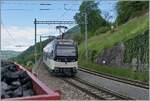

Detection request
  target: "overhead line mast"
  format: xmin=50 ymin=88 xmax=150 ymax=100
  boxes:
xmin=63 ymin=3 xmax=88 ymax=60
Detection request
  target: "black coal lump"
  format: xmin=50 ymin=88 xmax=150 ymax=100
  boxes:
xmin=1 ymin=67 xmax=8 ymax=75
xmin=13 ymin=86 xmax=23 ymax=97
xmin=22 ymin=81 xmax=33 ymax=90
xmin=1 ymin=66 xmax=9 ymax=79
xmin=6 ymin=85 xmax=18 ymax=91
xmin=16 ymin=71 xmax=28 ymax=79
xmin=11 ymin=81 xmax=21 ymax=86
xmin=1 ymin=94 xmax=10 ymax=99
xmin=6 ymin=90 xmax=14 ymax=97
xmin=9 ymin=65 xmax=17 ymax=72
xmin=1 ymin=61 xmax=36 ymax=99
xmin=20 ymin=76 xmax=31 ymax=84
xmin=1 ymin=88 xmax=7 ymax=98
xmin=23 ymin=89 xmax=35 ymax=96
xmin=1 ymin=69 xmax=6 ymax=81
xmin=4 ymin=71 xmax=19 ymax=84
xmin=2 ymin=82 xmax=9 ymax=91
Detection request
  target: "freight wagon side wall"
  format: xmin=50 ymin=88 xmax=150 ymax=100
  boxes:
xmin=14 ymin=63 xmax=61 ymax=100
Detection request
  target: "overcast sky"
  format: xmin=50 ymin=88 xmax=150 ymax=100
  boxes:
xmin=1 ymin=0 xmax=117 ymax=52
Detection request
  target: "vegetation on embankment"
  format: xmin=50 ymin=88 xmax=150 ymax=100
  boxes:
xmin=123 ymin=30 xmax=149 ymax=64
xmin=116 ymin=1 xmax=149 ymax=25
xmin=80 ymin=61 xmax=149 ymax=82
xmin=79 ymin=13 xmax=149 ymax=60
xmin=13 ymin=39 xmax=53 ymax=67
xmin=79 ymin=13 xmax=149 ymax=82
xmin=1 ymin=50 xmax=21 ymax=60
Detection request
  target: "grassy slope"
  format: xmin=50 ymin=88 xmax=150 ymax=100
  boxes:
xmin=14 ymin=39 xmax=53 ymax=67
xmin=1 ymin=50 xmax=21 ymax=59
xmin=64 ymin=25 xmax=80 ymax=38
xmin=79 ymin=14 xmax=149 ymax=82
xmin=79 ymin=14 xmax=148 ymax=55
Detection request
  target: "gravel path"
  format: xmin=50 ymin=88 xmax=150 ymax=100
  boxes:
xmin=35 ymin=61 xmax=95 ymax=100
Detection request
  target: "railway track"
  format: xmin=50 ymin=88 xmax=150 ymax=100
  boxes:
xmin=62 ymin=77 xmax=133 ymax=100
xmin=79 ymin=68 xmax=149 ymax=89
xmin=36 ymin=59 xmax=148 ymax=100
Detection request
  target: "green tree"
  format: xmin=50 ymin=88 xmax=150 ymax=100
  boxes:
xmin=116 ymin=1 xmax=149 ymax=25
xmin=74 ymin=1 xmax=108 ymax=34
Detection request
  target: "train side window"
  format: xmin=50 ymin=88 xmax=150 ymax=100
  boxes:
xmin=51 ymin=50 xmax=53 ymax=56
xmin=46 ymin=53 xmax=48 ymax=60
xmin=44 ymin=52 xmax=46 ymax=60
xmin=49 ymin=50 xmax=53 ymax=59
xmin=45 ymin=53 xmax=47 ymax=60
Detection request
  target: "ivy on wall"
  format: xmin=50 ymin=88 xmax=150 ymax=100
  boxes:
xmin=123 ymin=30 xmax=149 ymax=64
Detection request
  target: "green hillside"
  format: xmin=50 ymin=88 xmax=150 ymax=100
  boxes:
xmin=64 ymin=25 xmax=80 ymax=38
xmin=64 ymin=25 xmax=83 ymax=44
xmin=14 ymin=38 xmax=54 ymax=67
xmin=1 ymin=50 xmax=21 ymax=60
xmin=79 ymin=13 xmax=149 ymax=82
xmin=79 ymin=13 xmax=148 ymax=58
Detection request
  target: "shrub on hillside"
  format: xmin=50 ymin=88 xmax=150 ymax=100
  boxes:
xmin=95 ymin=26 xmax=110 ymax=35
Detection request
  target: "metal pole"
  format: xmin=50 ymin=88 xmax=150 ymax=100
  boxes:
xmin=85 ymin=13 xmax=88 ymax=60
xmin=34 ymin=19 xmax=37 ymax=64
xmin=40 ymin=36 xmax=42 ymax=53
xmin=0 ymin=0 xmax=1 ymax=87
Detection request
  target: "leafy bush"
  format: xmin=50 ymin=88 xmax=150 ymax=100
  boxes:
xmin=116 ymin=1 xmax=149 ymax=25
xmin=73 ymin=33 xmax=83 ymax=45
xmin=74 ymin=1 xmax=109 ymax=34
xmin=95 ymin=26 xmax=110 ymax=35
xmin=123 ymin=30 xmax=149 ymax=64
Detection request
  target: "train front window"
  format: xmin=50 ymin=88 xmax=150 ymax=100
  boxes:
xmin=56 ymin=45 xmax=76 ymax=56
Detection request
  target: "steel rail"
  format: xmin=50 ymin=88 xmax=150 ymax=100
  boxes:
xmin=79 ymin=67 xmax=149 ymax=89
xmin=62 ymin=78 xmax=106 ymax=100
xmin=75 ymin=77 xmax=133 ymax=100
xmin=62 ymin=77 xmax=133 ymax=100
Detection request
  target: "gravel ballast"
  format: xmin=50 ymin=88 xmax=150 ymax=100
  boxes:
xmin=35 ymin=61 xmax=96 ymax=100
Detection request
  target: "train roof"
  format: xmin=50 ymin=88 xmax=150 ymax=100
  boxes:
xmin=56 ymin=39 xmax=74 ymax=44
xmin=43 ymin=39 xmax=75 ymax=52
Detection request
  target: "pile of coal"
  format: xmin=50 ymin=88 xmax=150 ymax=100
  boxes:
xmin=1 ymin=61 xmax=35 ymax=99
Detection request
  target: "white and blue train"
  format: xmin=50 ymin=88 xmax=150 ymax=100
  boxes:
xmin=43 ymin=39 xmax=78 ymax=76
